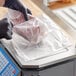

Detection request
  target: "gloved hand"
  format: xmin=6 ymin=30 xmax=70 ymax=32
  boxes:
xmin=0 ymin=18 xmax=13 ymax=40
xmin=4 ymin=0 xmax=32 ymax=21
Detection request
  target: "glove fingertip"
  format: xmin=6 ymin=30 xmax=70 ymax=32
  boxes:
xmin=27 ymin=8 xmax=32 ymax=15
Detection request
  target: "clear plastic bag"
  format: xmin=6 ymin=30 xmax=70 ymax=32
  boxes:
xmin=8 ymin=9 xmax=49 ymax=45
xmin=13 ymin=17 xmax=48 ymax=45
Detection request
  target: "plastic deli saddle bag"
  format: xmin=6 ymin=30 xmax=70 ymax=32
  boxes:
xmin=8 ymin=9 xmax=49 ymax=45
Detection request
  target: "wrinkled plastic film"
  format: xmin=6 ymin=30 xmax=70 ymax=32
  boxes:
xmin=13 ymin=17 xmax=49 ymax=45
xmin=8 ymin=9 xmax=49 ymax=45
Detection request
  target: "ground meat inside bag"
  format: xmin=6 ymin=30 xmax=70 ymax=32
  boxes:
xmin=8 ymin=9 xmax=48 ymax=44
xmin=13 ymin=17 xmax=47 ymax=45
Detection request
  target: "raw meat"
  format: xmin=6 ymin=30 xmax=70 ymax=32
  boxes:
xmin=13 ymin=17 xmax=47 ymax=44
xmin=8 ymin=9 xmax=48 ymax=44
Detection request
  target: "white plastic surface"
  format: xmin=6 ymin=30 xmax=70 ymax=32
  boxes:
xmin=10 ymin=14 xmax=72 ymax=61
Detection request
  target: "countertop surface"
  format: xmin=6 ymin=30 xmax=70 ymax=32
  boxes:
xmin=1 ymin=0 xmax=76 ymax=69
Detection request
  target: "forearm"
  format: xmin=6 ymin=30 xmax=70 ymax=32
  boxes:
xmin=0 ymin=0 xmax=5 ymax=6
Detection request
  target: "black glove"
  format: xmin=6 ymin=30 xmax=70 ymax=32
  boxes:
xmin=4 ymin=0 xmax=32 ymax=21
xmin=0 ymin=18 xmax=13 ymax=40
